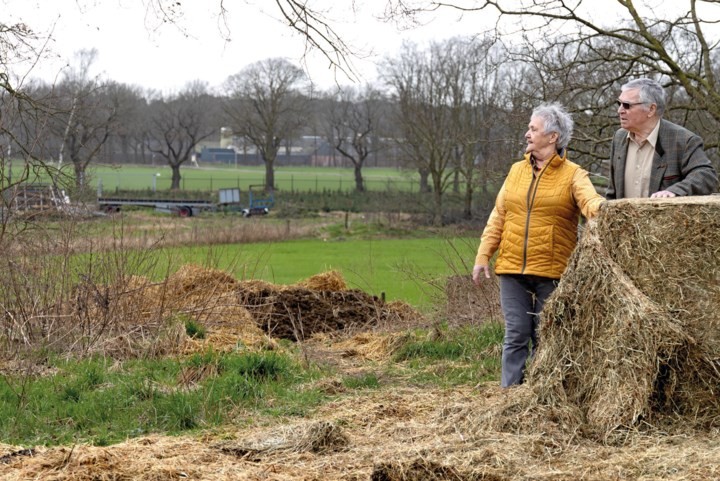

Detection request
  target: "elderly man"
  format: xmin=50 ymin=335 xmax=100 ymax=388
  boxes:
xmin=606 ymin=78 xmax=718 ymax=199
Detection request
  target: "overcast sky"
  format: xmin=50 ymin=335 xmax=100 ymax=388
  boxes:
xmin=6 ymin=1 xmax=718 ymax=94
xmin=6 ymin=0 xmax=488 ymax=93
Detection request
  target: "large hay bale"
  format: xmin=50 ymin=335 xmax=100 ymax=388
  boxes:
xmin=528 ymin=196 xmax=720 ymax=435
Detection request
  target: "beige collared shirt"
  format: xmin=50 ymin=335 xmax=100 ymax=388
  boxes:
xmin=624 ymin=120 xmax=661 ymax=198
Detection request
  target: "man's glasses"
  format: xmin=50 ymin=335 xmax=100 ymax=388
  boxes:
xmin=616 ymin=100 xmax=645 ymax=110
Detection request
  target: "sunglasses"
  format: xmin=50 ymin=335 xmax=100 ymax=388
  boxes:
xmin=616 ymin=100 xmax=646 ymax=110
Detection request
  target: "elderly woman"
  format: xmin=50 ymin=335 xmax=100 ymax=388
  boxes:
xmin=472 ymin=102 xmax=604 ymax=387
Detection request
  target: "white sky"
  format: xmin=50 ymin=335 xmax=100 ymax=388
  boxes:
xmin=5 ymin=1 xmax=720 ymax=94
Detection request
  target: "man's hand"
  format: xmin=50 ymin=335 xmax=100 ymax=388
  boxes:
xmin=650 ymin=190 xmax=677 ymax=198
xmin=472 ymin=265 xmax=491 ymax=285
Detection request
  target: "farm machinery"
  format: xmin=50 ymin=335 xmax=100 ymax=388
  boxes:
xmin=97 ymin=187 xmax=274 ymax=217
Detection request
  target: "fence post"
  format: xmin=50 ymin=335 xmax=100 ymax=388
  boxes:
xmin=210 ymin=177 xmax=213 ymax=191
xmin=291 ymin=175 xmax=294 ymax=193
xmin=315 ymin=176 xmax=318 ymax=192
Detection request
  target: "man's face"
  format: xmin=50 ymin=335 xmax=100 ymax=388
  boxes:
xmin=617 ymin=88 xmax=652 ymax=133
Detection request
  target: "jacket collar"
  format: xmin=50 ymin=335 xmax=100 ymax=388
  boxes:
xmin=618 ymin=119 xmax=666 ymax=157
xmin=525 ymin=149 xmax=567 ymax=170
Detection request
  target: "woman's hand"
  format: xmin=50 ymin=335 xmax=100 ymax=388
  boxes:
xmin=472 ymin=264 xmax=491 ymax=285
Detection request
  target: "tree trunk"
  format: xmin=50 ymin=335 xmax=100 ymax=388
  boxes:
xmin=419 ymin=168 xmax=431 ymax=193
xmin=264 ymin=158 xmax=275 ymax=192
xmin=170 ymin=164 xmax=182 ymax=190
xmin=432 ymin=187 xmax=443 ymax=226
xmin=464 ymin=183 xmax=473 ymax=220
xmin=354 ymin=164 xmax=365 ymax=192
xmin=73 ymin=163 xmax=86 ymax=189
xmin=431 ymin=173 xmax=444 ymax=226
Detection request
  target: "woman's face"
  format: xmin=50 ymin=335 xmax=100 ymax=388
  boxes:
xmin=525 ymin=115 xmax=557 ymax=156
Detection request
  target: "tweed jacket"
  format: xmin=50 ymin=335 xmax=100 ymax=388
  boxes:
xmin=606 ymin=119 xmax=718 ymax=199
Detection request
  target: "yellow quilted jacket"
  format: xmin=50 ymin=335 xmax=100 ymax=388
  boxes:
xmin=475 ymin=151 xmax=604 ymax=279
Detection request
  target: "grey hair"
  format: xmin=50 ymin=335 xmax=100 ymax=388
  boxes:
xmin=621 ymin=78 xmax=666 ymax=116
xmin=532 ymin=102 xmax=574 ymax=150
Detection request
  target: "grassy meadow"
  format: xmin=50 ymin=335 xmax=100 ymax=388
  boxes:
xmin=86 ymin=164 xmax=420 ymax=193
xmin=163 ymin=236 xmax=478 ymax=309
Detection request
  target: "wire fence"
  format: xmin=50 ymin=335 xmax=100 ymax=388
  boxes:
xmin=95 ymin=172 xmax=422 ymax=194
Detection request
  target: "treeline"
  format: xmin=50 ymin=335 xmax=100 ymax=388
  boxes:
xmin=3 ymin=1 xmax=720 ymax=226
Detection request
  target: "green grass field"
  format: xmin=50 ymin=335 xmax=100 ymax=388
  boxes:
xmin=163 ymin=236 xmax=478 ymax=310
xmin=87 ymin=164 xmax=420 ymax=193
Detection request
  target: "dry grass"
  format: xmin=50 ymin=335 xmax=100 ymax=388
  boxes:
xmin=67 ymin=214 xmax=329 ymax=253
xmin=3 ymin=384 xmax=720 ymax=480
xmin=444 ymin=275 xmax=501 ymax=326
xmin=297 ymin=270 xmax=349 ymax=291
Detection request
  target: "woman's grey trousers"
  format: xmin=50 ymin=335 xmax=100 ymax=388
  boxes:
xmin=498 ymin=274 xmax=558 ymax=387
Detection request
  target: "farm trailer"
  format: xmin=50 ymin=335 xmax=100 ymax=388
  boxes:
xmin=97 ymin=187 xmax=274 ymax=217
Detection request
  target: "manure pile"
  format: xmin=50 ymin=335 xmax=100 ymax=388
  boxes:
xmin=233 ymin=270 xmax=420 ymax=342
xmin=525 ymin=196 xmax=720 ymax=436
xmin=72 ymin=266 xmax=422 ymax=357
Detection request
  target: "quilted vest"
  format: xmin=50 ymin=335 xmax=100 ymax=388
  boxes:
xmin=494 ymin=152 xmax=582 ymax=279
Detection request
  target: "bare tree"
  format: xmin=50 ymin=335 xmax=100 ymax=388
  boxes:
xmin=412 ymin=0 xmax=720 ymax=165
xmin=383 ymin=40 xmax=464 ymax=225
xmin=48 ymin=50 xmax=120 ymax=191
xmin=146 ymin=81 xmax=218 ymax=190
xmin=383 ymin=38 xmax=525 ymax=224
xmin=224 ymin=58 xmax=310 ymax=192
xmin=108 ymin=84 xmax=149 ymax=164
xmin=324 ymin=85 xmax=385 ymax=192
xmin=443 ymin=37 xmax=520 ymax=219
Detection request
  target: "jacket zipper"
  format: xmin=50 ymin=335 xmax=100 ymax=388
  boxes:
xmin=521 ymin=165 xmax=545 ymax=273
